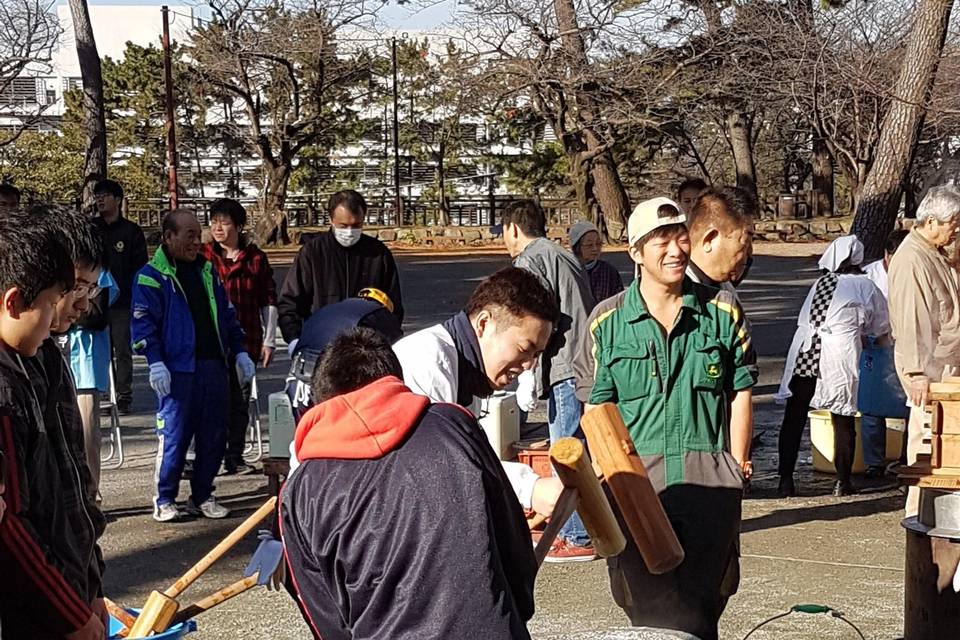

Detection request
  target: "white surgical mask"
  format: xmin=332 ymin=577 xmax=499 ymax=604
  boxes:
xmin=333 ymin=227 xmax=362 ymax=248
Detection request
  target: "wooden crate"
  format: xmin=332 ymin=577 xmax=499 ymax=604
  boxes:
xmin=932 ymin=400 xmax=960 ymax=435
xmin=932 ymin=433 xmax=960 ymax=469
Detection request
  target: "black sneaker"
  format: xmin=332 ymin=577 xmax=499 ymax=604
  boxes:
xmin=832 ymin=480 xmax=856 ymax=497
xmin=864 ymin=465 xmax=886 ymax=479
xmin=222 ymin=461 xmax=256 ymax=476
xmin=117 ymin=401 xmax=132 ymax=416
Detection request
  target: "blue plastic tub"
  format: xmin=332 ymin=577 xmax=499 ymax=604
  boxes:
xmin=109 ymin=609 xmax=197 ymax=639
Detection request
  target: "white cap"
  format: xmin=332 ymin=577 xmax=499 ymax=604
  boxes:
xmin=627 ymin=197 xmax=686 ymax=246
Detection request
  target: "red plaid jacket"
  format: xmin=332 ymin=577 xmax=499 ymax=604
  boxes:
xmin=203 ymin=241 xmax=277 ymax=357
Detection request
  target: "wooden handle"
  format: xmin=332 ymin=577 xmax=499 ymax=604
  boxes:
xmin=104 ymin=597 xmax=136 ymax=637
xmin=550 ymin=437 xmax=626 ymax=558
xmin=164 ymin=496 xmax=277 ymax=598
xmin=581 ymin=404 xmax=684 ymax=575
xmin=172 ymin=573 xmax=260 ymax=625
xmin=533 ymin=487 xmax=579 ymax=566
xmin=527 ymin=512 xmax=548 ymax=530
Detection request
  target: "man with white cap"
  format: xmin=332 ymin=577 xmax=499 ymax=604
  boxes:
xmin=775 ymin=235 xmax=890 ymax=497
xmin=568 ymin=220 xmax=624 ymax=303
xmin=574 ymin=197 xmax=757 ymax=640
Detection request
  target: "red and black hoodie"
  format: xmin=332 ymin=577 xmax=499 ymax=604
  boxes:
xmin=0 ymin=340 xmax=105 ymax=637
xmin=280 ymin=376 xmax=536 ymax=640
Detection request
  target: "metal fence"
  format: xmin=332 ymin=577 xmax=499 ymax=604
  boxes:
xmin=124 ymin=194 xmax=585 ymax=230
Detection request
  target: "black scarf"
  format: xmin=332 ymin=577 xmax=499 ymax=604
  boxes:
xmin=442 ymin=311 xmax=493 ymax=406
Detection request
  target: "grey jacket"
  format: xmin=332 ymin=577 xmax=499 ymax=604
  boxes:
xmin=514 ymin=237 xmax=596 ymax=388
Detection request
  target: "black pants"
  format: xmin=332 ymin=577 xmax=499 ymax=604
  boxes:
xmin=778 ymin=374 xmax=857 ymax=483
xmin=607 ymin=484 xmax=742 ymax=640
xmin=225 ymin=364 xmax=252 ymax=467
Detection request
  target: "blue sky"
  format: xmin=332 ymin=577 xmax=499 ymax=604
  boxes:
xmin=55 ymin=0 xmax=457 ymax=28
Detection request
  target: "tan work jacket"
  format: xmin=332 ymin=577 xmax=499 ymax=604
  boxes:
xmin=888 ymin=229 xmax=960 ymax=391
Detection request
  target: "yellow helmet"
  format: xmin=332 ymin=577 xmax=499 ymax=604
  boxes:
xmin=358 ymin=287 xmax=394 ymax=313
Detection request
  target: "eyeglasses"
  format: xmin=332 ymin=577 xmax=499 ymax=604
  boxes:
xmin=71 ymin=282 xmax=102 ymax=299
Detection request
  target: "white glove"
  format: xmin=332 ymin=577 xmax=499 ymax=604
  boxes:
xmin=516 ymin=369 xmax=538 ymax=412
xmin=149 ymin=362 xmax=171 ymax=399
xmin=236 ymin=352 xmax=256 ymax=386
xmin=287 ymin=338 xmax=299 ymax=358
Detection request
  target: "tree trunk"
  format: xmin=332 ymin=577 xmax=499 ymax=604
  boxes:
xmin=568 ymin=149 xmax=594 ymax=224
xmin=436 ymin=147 xmax=451 ymax=227
xmin=254 ymin=162 xmax=291 ymax=245
xmin=67 ymin=0 xmax=107 ymax=209
xmin=811 ymin=137 xmax=834 ymax=217
xmin=553 ymin=0 xmax=630 ymax=239
xmin=726 ymin=110 xmax=757 ymax=199
xmin=852 ymin=0 xmax=954 ymax=260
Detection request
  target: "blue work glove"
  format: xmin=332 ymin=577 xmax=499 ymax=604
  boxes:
xmin=148 ymin=362 xmax=171 ymax=399
xmin=244 ymin=529 xmax=285 ymax=590
xmin=286 ymin=338 xmax=299 ymax=359
xmin=235 ymin=352 xmax=256 ymax=386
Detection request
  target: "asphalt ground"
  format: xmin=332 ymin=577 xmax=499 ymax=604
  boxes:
xmin=98 ymin=242 xmax=910 ymax=639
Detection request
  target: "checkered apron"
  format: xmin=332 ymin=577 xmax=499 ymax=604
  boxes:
xmin=793 ymin=273 xmax=839 ymax=378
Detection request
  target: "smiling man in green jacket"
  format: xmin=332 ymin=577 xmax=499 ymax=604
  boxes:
xmin=575 ymin=197 xmax=757 ymax=640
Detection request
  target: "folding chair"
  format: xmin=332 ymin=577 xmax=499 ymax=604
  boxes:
xmin=100 ymin=364 xmax=125 ymax=470
xmin=243 ymin=374 xmax=264 ymax=463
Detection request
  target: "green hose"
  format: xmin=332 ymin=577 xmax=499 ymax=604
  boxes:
xmin=742 ymin=603 xmax=866 ymax=639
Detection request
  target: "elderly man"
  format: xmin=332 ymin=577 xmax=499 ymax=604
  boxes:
xmin=132 ymin=209 xmax=255 ymax=522
xmin=888 ymin=185 xmax=960 ymax=517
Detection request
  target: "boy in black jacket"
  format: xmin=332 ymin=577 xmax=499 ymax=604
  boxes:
xmin=281 ymin=328 xmax=536 ymax=640
xmin=0 ymin=213 xmax=108 ymax=639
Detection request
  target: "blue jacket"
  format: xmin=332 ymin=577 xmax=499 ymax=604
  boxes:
xmin=68 ymin=270 xmax=119 ymax=392
xmin=131 ymin=246 xmax=246 ymax=373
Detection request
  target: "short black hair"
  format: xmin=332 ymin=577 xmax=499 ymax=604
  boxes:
xmin=885 ymin=228 xmax=909 ymax=256
xmin=501 ymin=199 xmax=546 ymax=238
xmin=29 ymin=205 xmax=104 ymax=269
xmin=677 ymin=178 xmax=708 ymax=198
xmin=311 ymin=327 xmax=403 ymax=403
xmin=327 ymin=190 xmax=367 ymax=220
xmin=687 ymin=186 xmax=756 ymax=242
xmin=0 ymin=212 xmax=74 ymax=306
xmin=0 ymin=183 xmax=21 ymax=204
xmin=93 ymin=179 xmax=123 ymax=200
xmin=210 ymin=198 xmax=247 ymax=228
xmin=465 ymin=266 xmax=559 ymax=326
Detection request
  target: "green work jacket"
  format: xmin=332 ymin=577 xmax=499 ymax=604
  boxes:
xmin=576 ymin=277 xmax=757 ymax=491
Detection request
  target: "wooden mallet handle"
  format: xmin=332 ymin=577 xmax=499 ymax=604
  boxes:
xmin=581 ymin=403 xmax=684 ymax=575
xmin=104 ymin=598 xmax=136 ymax=637
xmin=163 ymin=496 xmax=277 ymax=598
xmin=172 ymin=573 xmax=260 ymax=625
xmin=550 ymin=437 xmax=626 ymax=558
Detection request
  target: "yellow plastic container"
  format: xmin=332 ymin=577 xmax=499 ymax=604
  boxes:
xmin=809 ymin=410 xmax=905 ymax=474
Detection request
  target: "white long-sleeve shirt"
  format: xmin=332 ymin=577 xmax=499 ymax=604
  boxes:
xmin=393 ymin=324 xmax=541 ymax=509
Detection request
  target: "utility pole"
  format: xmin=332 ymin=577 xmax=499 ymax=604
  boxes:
xmin=162 ymin=6 xmax=179 ymax=209
xmin=391 ymin=36 xmax=402 ymax=225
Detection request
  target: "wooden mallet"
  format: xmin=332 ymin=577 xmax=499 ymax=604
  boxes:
xmin=126 ymin=496 xmax=277 ymax=638
xmin=580 ymin=403 xmax=685 ymax=574
xmin=533 ymin=437 xmax=626 ymax=565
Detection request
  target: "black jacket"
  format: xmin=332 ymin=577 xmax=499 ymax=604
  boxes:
xmin=281 ymin=377 xmax=535 ymax=640
xmin=278 ymin=231 xmax=403 ymax=342
xmin=0 ymin=340 xmax=105 ymax=637
xmin=93 ymin=214 xmax=148 ymax=309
